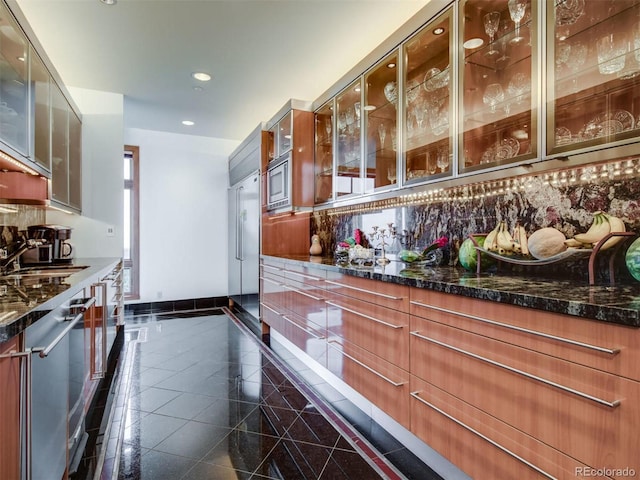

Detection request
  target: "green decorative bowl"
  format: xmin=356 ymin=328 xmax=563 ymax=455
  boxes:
xmin=625 ymin=237 xmax=640 ymax=281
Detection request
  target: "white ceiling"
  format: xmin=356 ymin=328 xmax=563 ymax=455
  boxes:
xmin=14 ymin=0 xmax=429 ymax=142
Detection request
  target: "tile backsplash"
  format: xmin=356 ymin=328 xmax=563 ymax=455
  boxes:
xmin=311 ymin=161 xmax=640 ymax=283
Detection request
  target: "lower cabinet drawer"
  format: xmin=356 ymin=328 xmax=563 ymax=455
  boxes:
xmin=326 ymin=291 xmax=409 ymax=370
xmin=327 ymin=339 xmax=410 ymax=429
xmin=410 ymin=316 xmax=640 ymax=472
xmin=410 ymin=376 xmax=597 ymax=480
xmin=261 ymin=302 xmax=327 ymax=368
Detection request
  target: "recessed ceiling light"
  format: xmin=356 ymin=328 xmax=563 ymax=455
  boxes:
xmin=192 ymin=72 xmax=211 ymax=82
xmin=17 ymin=56 xmax=25 ymax=62
xmin=363 ymin=105 xmax=376 ymax=111
xmin=387 ymin=62 xmax=396 ymax=68
xmin=433 ymin=27 xmax=445 ymax=35
xmin=182 ymin=120 xmax=195 ymax=126
xmin=354 ymin=86 xmax=361 ymax=92
xmin=99 ymin=0 xmax=116 ymax=5
xmin=463 ymin=38 xmax=484 ymax=49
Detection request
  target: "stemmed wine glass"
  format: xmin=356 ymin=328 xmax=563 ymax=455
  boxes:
xmin=484 ymin=12 xmax=501 ymax=57
xmin=436 ymin=146 xmax=450 ymax=172
xmin=508 ymin=0 xmax=527 ymax=45
xmin=378 ymin=123 xmax=387 ymax=149
xmin=414 ymin=101 xmax=426 ymax=129
xmin=483 ymin=83 xmax=505 ymax=113
xmin=426 ymin=151 xmax=437 ymax=175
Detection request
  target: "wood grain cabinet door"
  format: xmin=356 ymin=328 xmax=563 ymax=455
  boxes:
xmin=0 ymin=336 xmax=22 ymax=480
xmin=410 ymin=315 xmax=640 ymax=472
xmin=410 ymin=375 xmax=597 ymax=480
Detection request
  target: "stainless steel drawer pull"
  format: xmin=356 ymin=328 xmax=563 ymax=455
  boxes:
xmin=262 ymin=264 xmax=282 ymax=272
xmin=284 ymin=270 xmax=323 ymax=282
xmin=283 ymin=285 xmax=324 ymax=301
xmin=282 ymin=315 xmax=325 ymax=339
xmin=325 ymin=280 xmax=404 ymax=301
xmin=410 ymin=331 xmax=621 ymax=408
xmin=410 ymin=301 xmax=620 ymax=355
xmin=410 ymin=391 xmax=557 ymax=480
xmin=36 ymin=297 xmax=97 ymax=358
xmin=325 ymin=301 xmax=403 ymax=329
xmin=328 ymin=340 xmax=406 ymax=387
xmin=259 ymin=276 xmax=283 ymax=287
xmin=261 ymin=303 xmax=283 ymax=316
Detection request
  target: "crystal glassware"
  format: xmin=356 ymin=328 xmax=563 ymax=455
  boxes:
xmin=483 ymin=83 xmax=504 ymax=113
xmin=426 ymin=151 xmax=437 ymax=175
xmin=508 ymin=0 xmax=527 ymax=45
xmin=597 ymin=34 xmax=627 ymax=75
xmin=565 ymin=41 xmax=587 ymax=89
xmin=378 ymin=123 xmax=386 ymax=149
xmin=507 ymin=72 xmax=530 ymax=104
xmin=484 ymin=12 xmax=501 ymax=57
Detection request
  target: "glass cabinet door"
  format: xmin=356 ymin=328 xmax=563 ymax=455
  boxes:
xmin=0 ymin=3 xmax=29 ymax=155
xmin=277 ymin=111 xmax=292 ymax=156
xmin=548 ymin=0 xmax=640 ymax=153
xmin=364 ymin=51 xmax=398 ymax=190
xmin=404 ymin=9 xmax=453 ymax=183
xmin=460 ymin=0 xmax=537 ymax=172
xmin=68 ymin=110 xmax=81 ymax=210
xmin=314 ymin=100 xmax=333 ymax=204
xmin=335 ymin=79 xmax=362 ymax=197
xmin=30 ymin=47 xmax=51 ymax=172
xmin=51 ymin=83 xmax=69 ymax=205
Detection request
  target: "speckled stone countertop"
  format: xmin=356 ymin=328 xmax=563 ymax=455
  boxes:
xmin=263 ymin=254 xmax=640 ymax=328
xmin=0 ymin=257 xmax=121 ymax=343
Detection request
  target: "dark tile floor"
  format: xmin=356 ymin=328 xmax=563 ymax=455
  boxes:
xmin=98 ymin=308 xmax=441 ymax=480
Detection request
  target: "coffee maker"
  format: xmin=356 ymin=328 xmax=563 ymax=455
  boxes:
xmin=26 ymin=225 xmax=74 ymax=263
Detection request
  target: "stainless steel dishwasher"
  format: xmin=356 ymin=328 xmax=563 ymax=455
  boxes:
xmin=24 ymin=293 xmax=96 ymax=480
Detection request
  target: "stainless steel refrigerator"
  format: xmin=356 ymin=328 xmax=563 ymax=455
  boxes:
xmin=228 ymin=171 xmax=260 ymax=331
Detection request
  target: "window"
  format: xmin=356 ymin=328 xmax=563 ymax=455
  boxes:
xmin=124 ymin=146 xmax=140 ymax=299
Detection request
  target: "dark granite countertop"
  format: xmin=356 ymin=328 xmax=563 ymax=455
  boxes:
xmin=0 ymin=257 xmax=121 ymax=343
xmin=262 ymin=254 xmax=640 ymax=328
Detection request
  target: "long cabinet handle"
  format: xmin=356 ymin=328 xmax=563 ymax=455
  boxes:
xmin=259 ymin=276 xmax=284 ymax=287
xmin=281 ymin=315 xmax=325 ymax=339
xmin=35 ymin=297 xmax=97 ymax=358
xmin=325 ymin=301 xmax=403 ymax=329
xmin=262 ymin=264 xmax=282 ymax=272
xmin=410 ymin=391 xmax=557 ymax=480
xmin=261 ymin=303 xmax=282 ymax=316
xmin=410 ymin=301 xmax=620 ymax=355
xmin=284 ymin=269 xmax=323 ymax=282
xmin=327 ymin=340 xmax=406 ymax=387
xmin=283 ymin=284 xmax=324 ymax=301
xmin=410 ymin=331 xmax=621 ymax=408
xmin=325 ymin=280 xmax=404 ymax=301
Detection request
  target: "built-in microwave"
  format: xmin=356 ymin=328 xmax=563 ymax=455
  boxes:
xmin=266 ymin=153 xmax=292 ymax=211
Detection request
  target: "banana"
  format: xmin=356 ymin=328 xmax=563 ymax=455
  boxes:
xmin=512 ymin=223 xmax=528 ymax=255
xmin=496 ymin=221 xmax=517 ymax=254
xmin=484 ymin=223 xmax=501 ymax=252
xmin=574 ymin=212 xmax=611 ymax=245
xmin=599 ymin=212 xmax=626 ymax=250
xmin=564 ymin=238 xmax=589 ymax=248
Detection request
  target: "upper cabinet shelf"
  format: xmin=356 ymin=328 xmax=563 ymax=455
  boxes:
xmin=313 ymin=0 xmax=640 ymax=206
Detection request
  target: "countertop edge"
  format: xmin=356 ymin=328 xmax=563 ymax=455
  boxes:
xmin=262 ymin=255 xmax=640 ymax=328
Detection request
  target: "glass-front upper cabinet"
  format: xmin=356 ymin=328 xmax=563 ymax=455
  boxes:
xmin=51 ymin=83 xmax=69 ymax=205
xmin=30 ymin=47 xmax=51 ymax=172
xmin=548 ymin=0 xmax=640 ymax=153
xmin=335 ymin=79 xmax=362 ymax=197
xmin=277 ymin=110 xmax=292 ymax=156
xmin=314 ymin=100 xmax=333 ymax=204
xmin=460 ymin=0 xmax=537 ymax=173
xmin=0 ymin=3 xmax=29 ymax=155
xmin=404 ymin=9 xmax=453 ymax=183
xmin=68 ymin=110 xmax=81 ymax=210
xmin=364 ymin=51 xmax=398 ymax=191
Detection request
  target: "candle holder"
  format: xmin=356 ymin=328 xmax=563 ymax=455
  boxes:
xmin=370 ymin=226 xmax=391 ymax=265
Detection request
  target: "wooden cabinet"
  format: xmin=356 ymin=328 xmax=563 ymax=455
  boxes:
xmin=410 ymin=286 xmax=640 ymax=478
xmin=314 ymin=100 xmax=333 ymax=204
xmin=0 ymin=335 xmax=22 ymax=480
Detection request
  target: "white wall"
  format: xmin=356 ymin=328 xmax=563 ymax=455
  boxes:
xmin=124 ymin=128 xmax=239 ymax=303
xmin=46 ymin=87 xmax=124 ymax=258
